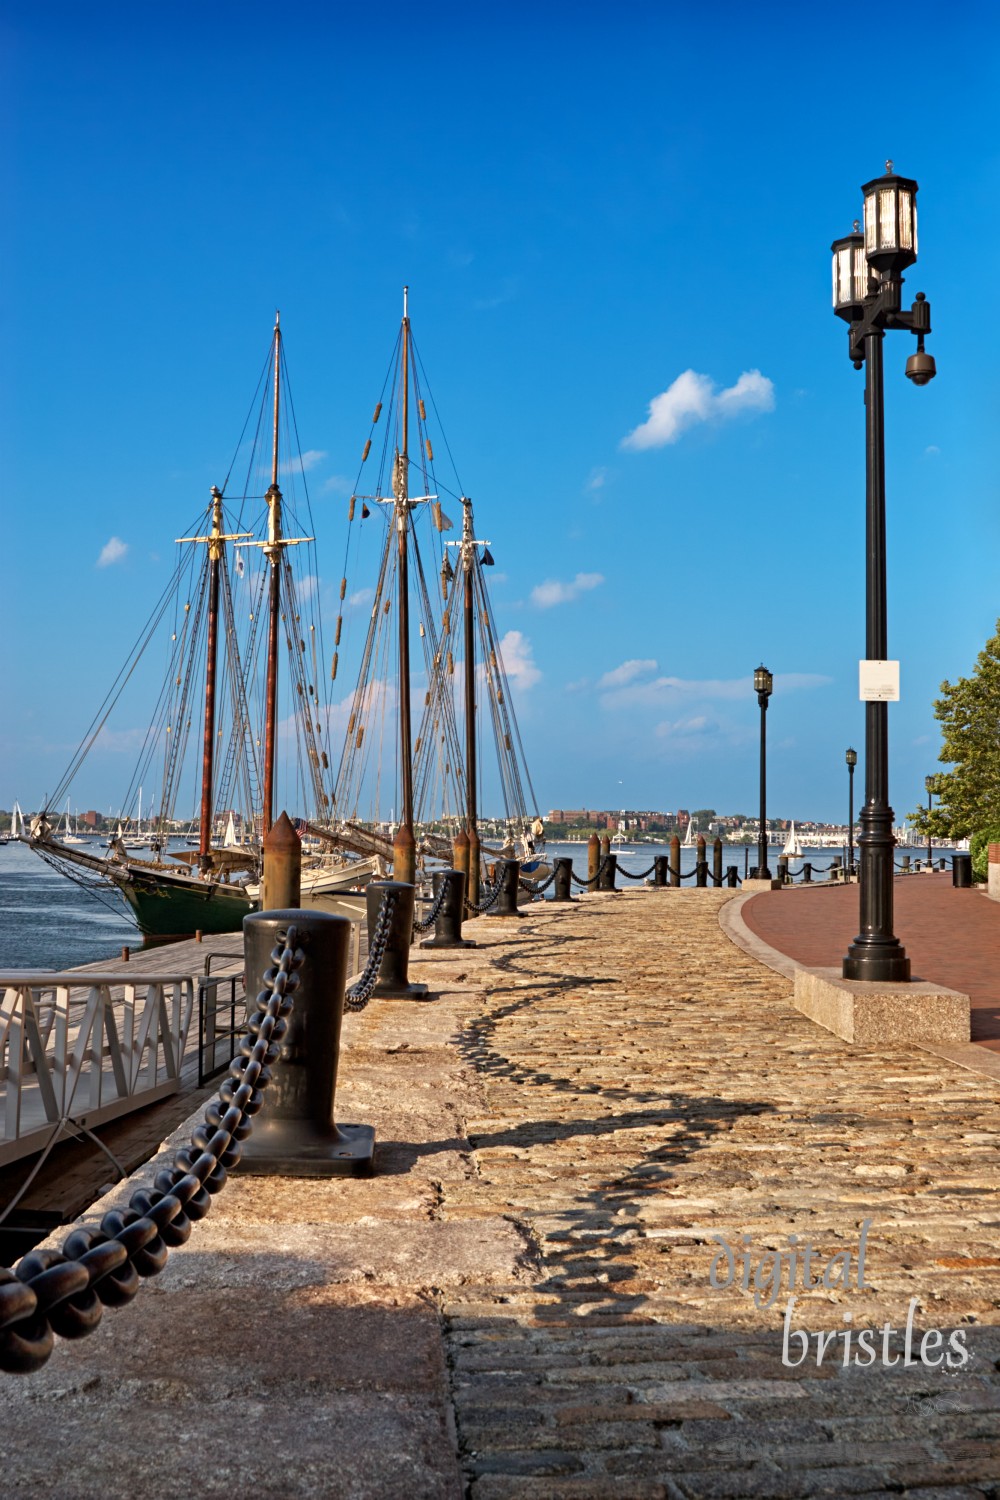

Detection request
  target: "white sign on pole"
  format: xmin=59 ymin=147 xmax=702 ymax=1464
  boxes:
xmin=859 ymin=660 xmax=900 ymax=702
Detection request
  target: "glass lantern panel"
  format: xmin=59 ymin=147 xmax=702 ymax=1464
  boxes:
xmin=913 ymin=201 xmax=918 ymax=256
xmin=852 ymin=245 xmax=867 ymax=300
xmin=864 ymin=193 xmax=877 ymax=253
xmin=831 ymin=254 xmax=840 ymax=307
xmin=835 ymin=248 xmax=850 ymax=306
xmin=899 ymin=191 xmax=913 ymax=251
xmin=879 ymin=188 xmax=898 ymax=249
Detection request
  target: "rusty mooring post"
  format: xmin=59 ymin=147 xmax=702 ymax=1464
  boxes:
xmin=489 ymin=858 xmax=522 ymax=918
xmin=713 ymin=838 xmax=723 ymax=887
xmin=654 ymin=855 xmax=668 ymax=888
xmin=670 ymin=834 xmax=681 ymax=886
xmin=468 ymin=827 xmax=481 ymax=909
xmin=453 ymin=829 xmax=469 ymax=883
xmin=587 ymin=833 xmax=600 ymax=888
xmin=365 ymin=880 xmax=428 ymax=999
xmin=262 ymin=810 xmax=301 ymax=910
xmin=237 ymin=909 xmax=375 ymax=1176
xmin=696 ymin=834 xmax=707 ymax=887
xmin=552 ymin=857 xmax=574 ymax=902
xmin=600 ymin=833 xmax=611 ymax=866
xmin=420 ymin=868 xmax=474 ymax=949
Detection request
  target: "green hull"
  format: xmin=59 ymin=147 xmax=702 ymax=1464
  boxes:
xmin=116 ymin=870 xmax=254 ymax=938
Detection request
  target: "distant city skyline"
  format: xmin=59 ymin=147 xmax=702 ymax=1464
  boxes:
xmin=4 ymin=5 xmax=997 ymax=826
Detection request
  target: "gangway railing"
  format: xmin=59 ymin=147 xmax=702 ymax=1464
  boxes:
xmin=0 ymin=972 xmax=194 ymax=1169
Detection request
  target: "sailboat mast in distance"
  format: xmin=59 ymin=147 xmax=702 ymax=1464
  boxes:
xmin=394 ymin=285 xmax=416 ymax=885
xmin=262 ymin=312 xmax=284 ymax=835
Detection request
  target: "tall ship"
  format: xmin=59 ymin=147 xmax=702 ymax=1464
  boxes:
xmin=26 ymin=317 xmax=354 ymax=936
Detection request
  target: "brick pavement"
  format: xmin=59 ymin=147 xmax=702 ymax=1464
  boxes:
xmin=3 ymin=889 xmax=1000 ymax=1498
xmin=740 ymin=876 xmax=1000 ymax=1050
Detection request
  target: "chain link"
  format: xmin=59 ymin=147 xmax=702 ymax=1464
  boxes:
xmin=412 ymin=878 xmax=451 ymax=933
xmin=344 ymin=891 xmax=398 ymax=1012
xmin=465 ymin=866 xmax=504 ymax=913
xmin=0 ymin=926 xmax=305 ymax=1376
xmin=569 ymin=854 xmax=610 ymax=888
xmin=518 ymin=866 xmax=557 ymax=894
xmin=617 ymin=863 xmax=656 ymax=881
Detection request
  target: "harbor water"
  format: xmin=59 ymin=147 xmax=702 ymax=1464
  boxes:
xmin=0 ymin=836 xmax=869 ymax=971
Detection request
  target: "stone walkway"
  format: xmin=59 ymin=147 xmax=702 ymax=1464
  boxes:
xmin=3 ymin=890 xmax=1000 ymax=1498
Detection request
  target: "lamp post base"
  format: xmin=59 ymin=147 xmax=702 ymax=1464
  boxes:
xmin=842 ymin=942 xmax=911 ymax=983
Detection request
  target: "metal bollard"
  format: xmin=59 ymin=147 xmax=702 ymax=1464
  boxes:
xmin=952 ymin=852 xmax=973 ymax=888
xmin=365 ymin=880 xmax=429 ymax=999
xmin=713 ymin=838 xmax=723 ymax=887
xmin=237 ymin=909 xmax=375 ymax=1176
xmin=670 ymin=834 xmax=681 ymax=887
xmin=902 ymin=854 xmax=911 ymax=872
xmin=695 ymin=835 xmax=707 ymax=887
xmin=803 ymin=862 xmax=812 ymax=883
xmin=939 ymin=858 xmax=946 ymax=872
xmin=914 ymin=858 xmax=922 ymax=872
xmin=654 ymin=855 xmax=668 ymax=888
xmin=598 ymin=852 xmax=618 ymax=892
xmin=552 ymin=857 xmax=575 ymax=902
xmin=726 ymin=865 xmax=739 ymax=887
xmin=420 ymin=868 xmax=475 ymax=949
xmin=489 ymin=858 xmax=522 ymax=918
xmin=777 ymin=855 xmax=788 ymax=886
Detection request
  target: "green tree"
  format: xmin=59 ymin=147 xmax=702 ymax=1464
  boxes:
xmin=909 ymin=620 xmax=1000 ymax=839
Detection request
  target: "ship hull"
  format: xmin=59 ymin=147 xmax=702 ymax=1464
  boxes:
xmin=117 ymin=870 xmax=254 ymax=938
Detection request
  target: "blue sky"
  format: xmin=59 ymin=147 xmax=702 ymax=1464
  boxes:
xmin=3 ymin=2 xmax=999 ymax=825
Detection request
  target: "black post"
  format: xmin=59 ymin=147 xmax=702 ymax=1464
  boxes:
xmin=926 ymin=776 xmax=933 ymax=872
xmin=653 ymin=855 xmax=668 ymax=888
xmin=846 ymin=747 xmax=857 ymax=877
xmin=489 ymin=858 xmax=522 ymax=918
xmin=365 ymin=880 xmax=429 ymax=999
xmin=843 ymin=328 xmax=910 ymax=981
xmin=754 ymin=665 xmax=772 ymax=879
xmin=712 ymin=837 xmax=723 ymax=887
xmin=420 ymin=868 xmax=475 ymax=949
xmin=552 ymin=856 xmax=575 ymax=902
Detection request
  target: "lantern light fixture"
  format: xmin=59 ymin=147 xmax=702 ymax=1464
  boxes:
xmin=862 ymin=161 xmax=918 ymax=275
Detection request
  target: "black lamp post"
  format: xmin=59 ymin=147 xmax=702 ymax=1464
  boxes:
xmin=846 ymin=747 xmax=857 ymax=876
xmin=832 ymin=163 xmax=935 ymax=982
xmin=925 ymin=775 xmax=933 ymax=870
xmin=754 ymin=664 xmax=773 ymax=880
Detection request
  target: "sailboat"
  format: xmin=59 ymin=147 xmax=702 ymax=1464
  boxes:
xmin=26 ymin=316 xmax=352 ymax=937
xmin=682 ymin=817 xmax=696 ymax=847
xmin=782 ymin=821 xmax=803 ymax=860
xmin=58 ymin=798 xmax=86 ymax=845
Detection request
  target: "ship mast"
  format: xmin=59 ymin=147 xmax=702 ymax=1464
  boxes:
xmin=462 ymin=498 xmax=479 ymax=904
xmin=393 ymin=286 xmax=416 ymax=885
xmin=254 ymin=312 xmax=314 ymax=837
xmin=176 ymin=488 xmax=252 ymax=873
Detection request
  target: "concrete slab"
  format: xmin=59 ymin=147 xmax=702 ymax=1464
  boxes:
xmin=793 ymin=965 xmax=971 ymax=1044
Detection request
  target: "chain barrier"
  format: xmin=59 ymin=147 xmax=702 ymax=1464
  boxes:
xmin=617 ymin=863 xmax=656 ymax=881
xmin=465 ymin=866 xmax=504 ymax=914
xmin=518 ymin=867 xmax=557 ymax=894
xmin=344 ymin=891 xmax=398 ymax=1012
xmin=0 ymin=926 xmax=305 ymax=1377
xmin=568 ymin=854 xmax=611 ymax=889
xmin=411 ymin=879 xmax=451 ymax=934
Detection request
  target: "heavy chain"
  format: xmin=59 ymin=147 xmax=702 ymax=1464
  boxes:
xmin=518 ymin=867 xmax=557 ymax=894
xmin=569 ymin=854 xmax=610 ymax=888
xmin=0 ymin=927 xmax=305 ymax=1376
xmin=412 ymin=878 xmax=451 ymax=934
xmin=617 ymin=863 xmax=656 ymax=881
xmin=344 ymin=890 xmax=398 ymax=1012
xmin=465 ymin=866 xmax=504 ymax=913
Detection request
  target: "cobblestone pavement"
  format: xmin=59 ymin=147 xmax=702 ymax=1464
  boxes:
xmin=4 ymin=888 xmax=1000 ymax=1499
xmin=442 ymin=891 xmax=1000 ymax=1499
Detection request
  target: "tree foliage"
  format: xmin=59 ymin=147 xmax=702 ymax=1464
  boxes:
xmin=909 ymin=620 xmax=1000 ymax=839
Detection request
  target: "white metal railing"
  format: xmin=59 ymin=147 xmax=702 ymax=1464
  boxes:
xmin=0 ymin=971 xmax=194 ymax=1168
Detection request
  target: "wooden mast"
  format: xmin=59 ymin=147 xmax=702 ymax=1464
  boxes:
xmin=176 ymin=491 xmax=253 ymax=873
xmin=393 ymin=286 xmax=416 ymax=885
xmin=262 ymin=312 xmax=283 ymax=836
xmin=461 ymin=497 xmax=480 ymax=905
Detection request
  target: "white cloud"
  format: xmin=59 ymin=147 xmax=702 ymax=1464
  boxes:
xmin=346 ymin=587 xmax=374 ymax=612
xmin=294 ymin=449 xmax=328 ymax=472
xmin=924 ymin=445 xmax=940 ymax=457
xmin=321 ymin=473 xmax=352 ymax=495
xmin=97 ymin=536 xmax=128 ymax=568
xmin=586 ymin=467 xmax=608 ymax=492
xmin=621 ymin=368 xmax=774 ymax=451
xmin=600 ymin=670 xmax=830 ymax=710
xmin=530 ymin=571 xmax=604 ymax=609
xmin=598 ymin=659 xmax=658 ymax=690
xmin=497 ymin=630 xmax=540 ymax=690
